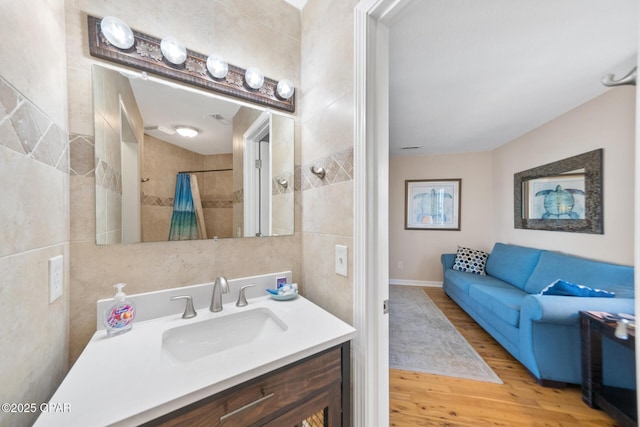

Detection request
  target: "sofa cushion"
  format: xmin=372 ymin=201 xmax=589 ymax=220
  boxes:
xmin=540 ymin=279 xmax=615 ymax=298
xmin=485 ymin=243 xmax=544 ymax=290
xmin=524 ymin=251 xmax=634 ymax=297
xmin=444 ymin=269 xmax=513 ymax=296
xmin=468 ymin=282 xmax=528 ymax=327
xmin=452 ymin=246 xmax=489 ymax=275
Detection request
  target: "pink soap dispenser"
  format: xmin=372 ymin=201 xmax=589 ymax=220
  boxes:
xmin=103 ymin=283 xmax=136 ymax=337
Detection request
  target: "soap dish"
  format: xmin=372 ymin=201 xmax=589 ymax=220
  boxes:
xmin=270 ymin=289 xmax=298 ymax=301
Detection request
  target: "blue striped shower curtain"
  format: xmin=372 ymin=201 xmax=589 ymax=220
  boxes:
xmin=168 ymin=173 xmax=199 ymax=240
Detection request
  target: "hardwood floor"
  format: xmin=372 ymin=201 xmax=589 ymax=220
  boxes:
xmin=389 ymin=287 xmax=617 ymax=426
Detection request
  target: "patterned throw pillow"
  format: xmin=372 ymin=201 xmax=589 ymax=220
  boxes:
xmin=452 ymin=246 xmax=489 ymax=275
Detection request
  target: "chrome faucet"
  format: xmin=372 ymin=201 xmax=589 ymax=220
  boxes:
xmin=210 ymin=276 xmax=230 ymax=312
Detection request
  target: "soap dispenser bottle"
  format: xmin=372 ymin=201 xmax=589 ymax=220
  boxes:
xmin=103 ymin=283 xmax=136 ymax=337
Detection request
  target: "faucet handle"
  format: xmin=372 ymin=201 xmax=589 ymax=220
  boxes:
xmin=170 ymin=295 xmax=197 ymax=319
xmin=236 ymin=284 xmax=256 ymax=307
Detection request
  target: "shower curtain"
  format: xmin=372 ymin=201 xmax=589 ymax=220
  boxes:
xmin=168 ymin=173 xmax=199 ymax=240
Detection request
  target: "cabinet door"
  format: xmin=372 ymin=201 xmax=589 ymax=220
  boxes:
xmin=261 ymin=383 xmax=342 ymax=427
xmin=146 ymin=347 xmax=343 ymax=426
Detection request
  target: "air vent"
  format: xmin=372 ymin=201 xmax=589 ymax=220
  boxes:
xmin=209 ymin=113 xmax=231 ymax=125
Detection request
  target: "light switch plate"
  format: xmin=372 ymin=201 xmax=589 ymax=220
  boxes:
xmin=49 ymin=255 xmax=63 ymax=303
xmin=335 ymin=245 xmax=348 ymax=277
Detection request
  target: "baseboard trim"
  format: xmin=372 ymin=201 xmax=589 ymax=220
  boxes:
xmin=389 ymin=279 xmax=442 ymax=287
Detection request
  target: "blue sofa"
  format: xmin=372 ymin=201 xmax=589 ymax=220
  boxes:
xmin=442 ymin=242 xmax=635 ymax=387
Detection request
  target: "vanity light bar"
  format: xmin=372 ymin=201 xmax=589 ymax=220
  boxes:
xmin=87 ymin=15 xmax=295 ymax=113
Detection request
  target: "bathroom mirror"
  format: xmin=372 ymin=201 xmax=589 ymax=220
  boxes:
xmin=514 ymin=149 xmax=603 ymax=234
xmin=93 ymin=65 xmax=294 ymax=244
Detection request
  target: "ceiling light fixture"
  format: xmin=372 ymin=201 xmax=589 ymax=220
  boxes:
xmin=100 ymin=16 xmax=134 ymax=49
xmin=206 ymin=55 xmax=229 ymax=79
xmin=276 ymin=79 xmax=295 ymax=100
xmin=245 ymin=67 xmax=264 ymax=90
xmin=174 ymin=125 xmax=199 ymax=138
xmin=160 ymin=36 xmax=187 ymax=65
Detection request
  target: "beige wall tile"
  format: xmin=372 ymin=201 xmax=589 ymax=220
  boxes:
xmin=0 ymin=0 xmax=68 ymax=127
xmin=0 ymin=243 xmax=69 ymax=427
xmin=301 ymin=233 xmax=353 ymax=324
xmin=67 ymin=66 xmax=93 ymax=137
xmin=300 ymin=0 xmax=357 ymax=119
xmin=0 ymin=147 xmax=69 ymax=257
xmin=70 ymin=175 xmax=96 ymax=243
xmin=301 ymin=181 xmax=353 ymax=237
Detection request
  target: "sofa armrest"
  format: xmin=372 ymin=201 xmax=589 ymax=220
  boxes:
xmin=441 ymin=253 xmax=456 ymax=270
xmin=521 ymin=294 xmax=635 ymax=325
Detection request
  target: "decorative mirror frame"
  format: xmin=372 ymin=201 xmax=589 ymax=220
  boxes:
xmin=87 ymin=15 xmax=295 ymax=113
xmin=514 ymin=149 xmax=603 ymax=234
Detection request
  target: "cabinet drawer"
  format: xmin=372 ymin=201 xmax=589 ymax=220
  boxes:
xmin=148 ymin=346 xmax=342 ymax=426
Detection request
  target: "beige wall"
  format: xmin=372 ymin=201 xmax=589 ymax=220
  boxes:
xmin=389 ymin=87 xmax=635 ymax=283
xmin=66 ymin=0 xmax=302 ymax=363
xmin=0 ymin=1 xmax=70 ymax=426
xmin=300 ymin=0 xmax=358 ymax=324
xmin=493 ymin=87 xmax=635 ymax=265
xmin=389 ymin=152 xmax=494 ymax=282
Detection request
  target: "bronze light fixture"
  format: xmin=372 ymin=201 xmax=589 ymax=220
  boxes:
xmin=87 ymin=15 xmax=295 ymax=113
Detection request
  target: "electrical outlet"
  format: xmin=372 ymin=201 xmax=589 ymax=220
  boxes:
xmin=49 ymin=255 xmax=63 ymax=303
xmin=335 ymin=245 xmax=348 ymax=277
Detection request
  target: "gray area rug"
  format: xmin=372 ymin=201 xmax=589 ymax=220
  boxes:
xmin=389 ymin=285 xmax=502 ymax=384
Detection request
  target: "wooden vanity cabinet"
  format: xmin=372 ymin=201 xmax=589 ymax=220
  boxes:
xmin=144 ymin=342 xmax=351 ymax=427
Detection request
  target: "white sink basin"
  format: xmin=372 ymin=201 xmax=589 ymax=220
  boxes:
xmin=162 ymin=307 xmax=288 ymax=364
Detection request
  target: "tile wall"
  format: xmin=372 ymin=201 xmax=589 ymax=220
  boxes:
xmin=0 ymin=1 xmax=69 ymax=425
xmin=299 ymin=0 xmax=359 ymax=324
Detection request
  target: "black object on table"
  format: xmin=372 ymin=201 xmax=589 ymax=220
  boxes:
xmin=580 ymin=310 xmax=637 ymax=427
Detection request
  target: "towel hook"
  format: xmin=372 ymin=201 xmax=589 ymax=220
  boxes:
xmin=310 ymin=165 xmax=326 ymax=179
xmin=602 ymin=66 xmax=636 ymax=87
xmin=276 ymin=178 xmax=288 ymax=189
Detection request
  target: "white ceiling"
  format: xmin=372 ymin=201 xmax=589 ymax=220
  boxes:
xmin=388 ymin=0 xmax=638 ymax=157
xmin=128 ymin=75 xmax=243 ymax=155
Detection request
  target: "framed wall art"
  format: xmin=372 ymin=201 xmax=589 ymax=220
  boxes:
xmin=405 ymin=179 xmax=461 ymax=230
xmin=514 ymin=149 xmax=602 ymax=234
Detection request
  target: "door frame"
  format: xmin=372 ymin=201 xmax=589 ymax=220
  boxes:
xmin=355 ymin=2 xmax=640 ymax=423
xmin=243 ymin=111 xmax=272 ymax=237
xmin=353 ymin=0 xmax=412 ymax=425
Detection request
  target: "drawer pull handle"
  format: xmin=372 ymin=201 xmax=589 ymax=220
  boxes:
xmin=219 ymin=392 xmax=275 ymax=421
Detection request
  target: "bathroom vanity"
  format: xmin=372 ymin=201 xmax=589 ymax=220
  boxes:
xmin=146 ymin=343 xmax=348 ymax=426
xmin=34 ymin=276 xmax=356 ymax=426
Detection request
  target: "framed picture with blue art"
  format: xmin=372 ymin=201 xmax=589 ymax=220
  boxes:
xmin=514 ymin=149 xmax=603 ymax=234
xmin=524 ymin=174 xmax=586 ymax=220
xmin=405 ymin=179 xmax=461 ymax=230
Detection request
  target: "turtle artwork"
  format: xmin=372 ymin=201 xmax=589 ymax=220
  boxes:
xmin=534 ymin=185 xmax=585 ymax=219
xmin=413 ymin=189 xmax=453 ymax=224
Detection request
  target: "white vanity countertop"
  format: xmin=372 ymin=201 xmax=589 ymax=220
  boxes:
xmin=35 ymin=295 xmax=356 ymax=426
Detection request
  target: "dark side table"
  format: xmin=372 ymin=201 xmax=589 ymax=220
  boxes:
xmin=580 ymin=311 xmax=637 ymax=427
